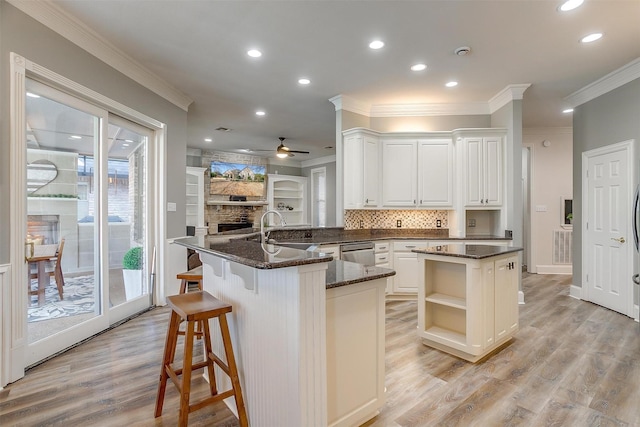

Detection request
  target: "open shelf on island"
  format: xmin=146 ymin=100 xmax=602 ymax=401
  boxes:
xmin=422 ymin=326 xmax=466 ymax=347
xmin=425 ymin=293 xmax=466 ymax=310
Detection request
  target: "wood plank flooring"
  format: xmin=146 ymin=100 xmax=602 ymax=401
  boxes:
xmin=1 ymin=273 xmax=638 ymax=426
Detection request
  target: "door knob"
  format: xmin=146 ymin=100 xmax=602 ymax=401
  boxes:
xmin=611 ymin=237 xmax=626 ymax=243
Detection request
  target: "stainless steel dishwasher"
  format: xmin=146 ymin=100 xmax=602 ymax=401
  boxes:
xmin=340 ymin=241 xmax=375 ymax=266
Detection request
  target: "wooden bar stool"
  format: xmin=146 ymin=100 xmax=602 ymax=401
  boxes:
xmin=155 ymin=291 xmax=248 ymax=427
xmin=176 ymin=265 xmax=203 ymax=294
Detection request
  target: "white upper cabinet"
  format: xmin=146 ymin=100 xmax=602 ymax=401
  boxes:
xmin=267 ymin=174 xmax=308 ymax=226
xmin=343 ymin=129 xmax=379 ymax=209
xmin=382 ymin=139 xmax=417 ymax=207
xmin=461 ymin=134 xmax=503 ymax=207
xmin=417 ymin=139 xmax=454 ymax=208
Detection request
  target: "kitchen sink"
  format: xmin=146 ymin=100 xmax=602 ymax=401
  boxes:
xmin=267 ymin=240 xmax=318 ymax=251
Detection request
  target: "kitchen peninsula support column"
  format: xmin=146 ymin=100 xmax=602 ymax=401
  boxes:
xmin=199 ymin=252 xmax=329 ymax=426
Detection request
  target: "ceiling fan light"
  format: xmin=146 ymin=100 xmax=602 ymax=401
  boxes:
xmin=276 ymin=152 xmax=289 ymax=159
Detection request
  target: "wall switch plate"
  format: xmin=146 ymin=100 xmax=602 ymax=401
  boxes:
xmin=167 ymin=202 xmax=177 ymax=212
xmin=535 ymin=205 xmax=548 ymax=212
xmin=468 ymin=219 xmax=476 ymax=227
xmin=396 ymin=219 xmax=402 ymax=228
xmin=436 ymin=219 xmax=442 ymax=228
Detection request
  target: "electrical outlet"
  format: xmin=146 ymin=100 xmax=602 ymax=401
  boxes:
xmin=396 ymin=219 xmax=402 ymax=228
xmin=436 ymin=219 xmax=442 ymax=228
xmin=468 ymin=219 xmax=476 ymax=227
xmin=359 ymin=220 xmax=364 ymax=229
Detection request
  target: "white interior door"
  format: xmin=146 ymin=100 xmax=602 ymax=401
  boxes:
xmin=583 ymin=140 xmax=634 ymax=316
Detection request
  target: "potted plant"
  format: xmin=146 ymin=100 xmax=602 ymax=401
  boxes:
xmin=566 ymin=213 xmax=573 ymax=224
xmin=122 ymin=246 xmax=143 ymax=299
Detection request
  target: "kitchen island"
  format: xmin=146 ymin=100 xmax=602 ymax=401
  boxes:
xmin=413 ymin=244 xmax=523 ymax=362
xmin=174 ymin=236 xmax=395 ymax=427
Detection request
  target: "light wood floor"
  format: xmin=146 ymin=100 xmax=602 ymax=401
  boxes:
xmin=1 ymin=274 xmax=638 ymax=426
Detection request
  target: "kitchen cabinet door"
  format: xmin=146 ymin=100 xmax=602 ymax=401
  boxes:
xmin=494 ymin=255 xmax=519 ymax=341
xmin=463 ymin=136 xmax=503 ymax=207
xmin=343 ymin=130 xmax=379 ymax=208
xmin=382 ymin=140 xmax=417 ymax=207
xmin=418 ymin=139 xmax=454 ymax=208
xmin=392 ymin=251 xmax=422 ymax=294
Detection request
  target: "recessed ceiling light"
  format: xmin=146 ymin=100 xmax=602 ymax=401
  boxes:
xmin=70 ymin=135 xmax=82 ymax=139
xmin=410 ymin=64 xmax=427 ymax=71
xmin=563 ymin=108 xmax=574 ymax=114
xmin=26 ymin=92 xmax=41 ymax=98
xmin=247 ymin=49 xmax=262 ymax=58
xmin=298 ymin=78 xmax=311 ymax=85
xmin=369 ymin=40 xmax=384 ymax=50
xmin=204 ymin=138 xmax=213 ymax=142
xmin=122 ymin=143 xmax=130 ymax=147
xmin=559 ymin=0 xmax=584 ymax=11
xmin=445 ymin=81 xmax=458 ymax=87
xmin=255 ymin=111 xmax=266 ymax=116
xmin=124 ymin=139 xmax=134 ymax=143
xmin=581 ymin=33 xmax=603 ymax=43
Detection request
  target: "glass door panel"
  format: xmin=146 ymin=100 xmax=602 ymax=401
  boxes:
xmin=107 ymin=116 xmax=153 ymax=322
xmin=25 ymin=80 xmax=108 ymax=359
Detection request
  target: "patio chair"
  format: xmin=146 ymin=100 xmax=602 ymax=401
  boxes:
xmin=29 ymin=238 xmax=65 ymax=300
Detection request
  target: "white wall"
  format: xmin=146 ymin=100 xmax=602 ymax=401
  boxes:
xmin=524 ymin=128 xmax=573 ymax=273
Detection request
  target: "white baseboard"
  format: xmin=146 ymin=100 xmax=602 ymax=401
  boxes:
xmin=518 ymin=290 xmax=525 ymax=305
xmin=569 ymin=285 xmax=582 ymax=300
xmin=536 ymin=265 xmax=572 ymax=275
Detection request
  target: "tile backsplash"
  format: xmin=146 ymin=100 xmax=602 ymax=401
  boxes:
xmin=344 ymin=210 xmax=448 ymax=229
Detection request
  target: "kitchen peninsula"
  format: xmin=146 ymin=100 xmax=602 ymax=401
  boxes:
xmin=413 ymin=244 xmax=523 ymax=362
xmin=174 ymin=235 xmax=395 ymax=427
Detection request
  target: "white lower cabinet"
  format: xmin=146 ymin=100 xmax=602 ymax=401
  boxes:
xmin=416 ymin=252 xmax=519 ymax=362
xmin=391 ymin=241 xmax=427 ymax=295
xmin=374 ymin=242 xmax=392 ymax=293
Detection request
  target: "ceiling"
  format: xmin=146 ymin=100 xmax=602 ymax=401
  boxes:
xmin=45 ymin=0 xmax=640 ymax=161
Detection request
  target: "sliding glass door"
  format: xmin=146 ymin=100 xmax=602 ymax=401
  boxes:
xmin=24 ymin=79 xmax=153 ymax=365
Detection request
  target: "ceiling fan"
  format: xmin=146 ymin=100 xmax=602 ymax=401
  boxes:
xmin=275 ymin=137 xmax=309 ymax=158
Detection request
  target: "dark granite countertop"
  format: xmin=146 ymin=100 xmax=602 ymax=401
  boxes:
xmin=267 ymin=228 xmax=510 ymax=245
xmin=174 ymin=236 xmax=396 ymax=287
xmin=326 ymin=260 xmax=395 ymax=289
xmin=412 ymin=243 xmax=523 ymax=259
xmin=174 ymin=236 xmax=332 ymax=269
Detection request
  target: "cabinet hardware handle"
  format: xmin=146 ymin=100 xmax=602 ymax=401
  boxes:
xmin=611 ymin=237 xmax=626 ymax=243
xmin=379 ymin=257 xmax=387 ymax=260
xmin=365 ymin=198 xmax=369 ymax=203
xmin=406 ymin=245 xmax=416 ymax=248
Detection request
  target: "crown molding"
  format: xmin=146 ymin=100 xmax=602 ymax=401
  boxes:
xmin=301 ymin=155 xmax=336 ymax=168
xmin=565 ymin=57 xmax=640 ymax=108
xmin=331 ymin=84 xmax=530 ymax=118
xmin=370 ymin=102 xmax=489 ymax=117
xmin=488 ymin=84 xmax=531 ymax=113
xmin=329 ymin=95 xmax=371 ymax=116
xmin=8 ymin=0 xmax=193 ymax=111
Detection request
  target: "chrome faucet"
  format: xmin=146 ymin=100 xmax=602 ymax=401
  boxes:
xmin=260 ymin=209 xmax=285 ymax=243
